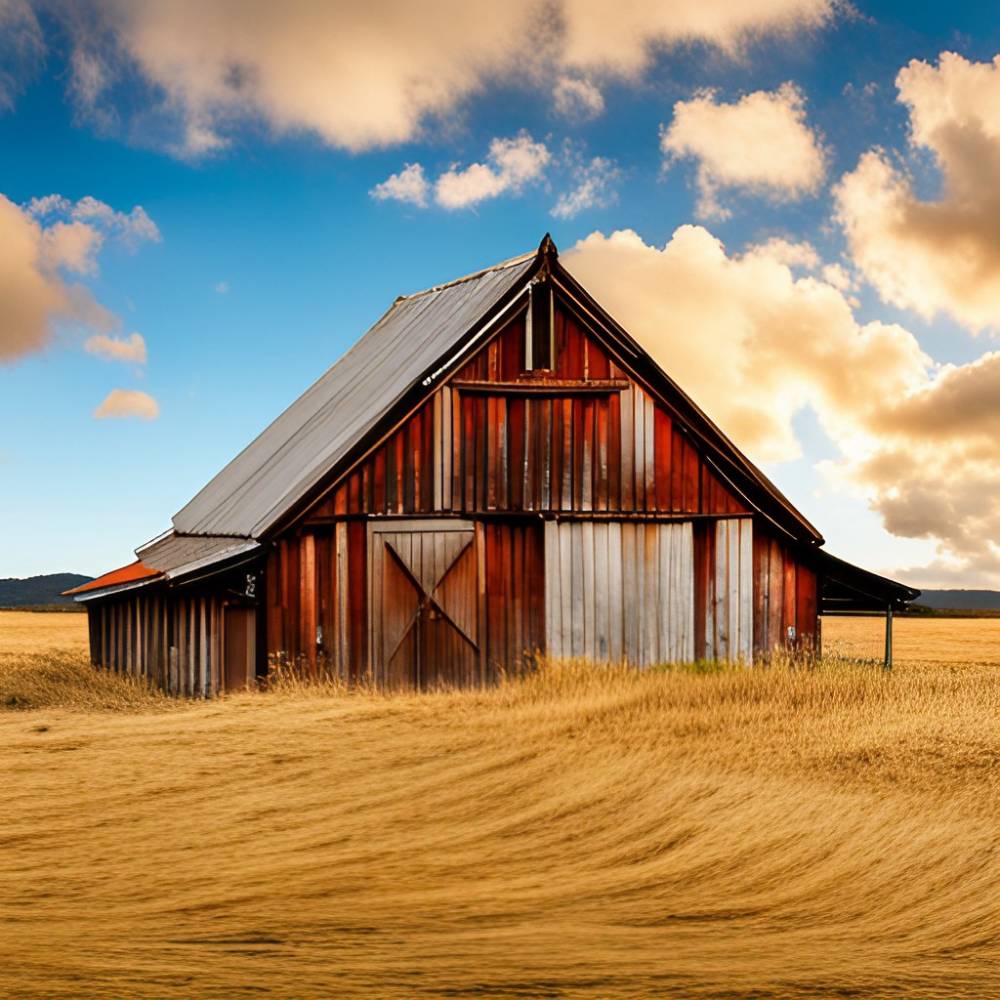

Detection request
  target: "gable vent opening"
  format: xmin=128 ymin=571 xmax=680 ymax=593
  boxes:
xmin=525 ymin=279 xmax=554 ymax=371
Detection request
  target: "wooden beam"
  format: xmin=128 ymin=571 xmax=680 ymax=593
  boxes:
xmin=450 ymin=378 xmax=629 ymax=396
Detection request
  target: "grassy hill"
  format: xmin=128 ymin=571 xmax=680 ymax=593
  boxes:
xmin=916 ymin=588 xmax=1000 ymax=610
xmin=1 ymin=612 xmax=999 ymax=997
xmin=0 ymin=573 xmax=92 ymax=609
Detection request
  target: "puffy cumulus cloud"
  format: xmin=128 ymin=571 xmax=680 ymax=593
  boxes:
xmin=660 ymin=83 xmax=826 ymax=218
xmin=552 ymin=75 xmax=604 ymax=120
xmin=435 ymin=133 xmax=549 ymax=210
xmin=566 ymin=227 xmax=927 ymax=463
xmin=836 ymin=53 xmax=1000 ymax=332
xmin=52 ymin=0 xmax=834 ymax=156
xmin=93 ymin=388 xmax=159 ymax=420
xmin=0 ymin=192 xmax=157 ymax=363
xmin=567 ymin=226 xmax=1000 ymax=583
xmin=84 ymin=331 xmax=147 ymax=364
xmin=551 ymin=156 xmax=620 ymax=219
xmin=829 ymin=351 xmax=1000 ymax=581
xmin=370 ymin=163 xmax=430 ymax=208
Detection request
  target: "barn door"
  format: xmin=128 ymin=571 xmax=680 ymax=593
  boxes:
xmin=369 ymin=520 xmax=481 ymax=689
xmin=223 ymin=605 xmax=256 ymax=690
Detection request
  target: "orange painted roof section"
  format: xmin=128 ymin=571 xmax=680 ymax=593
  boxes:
xmin=62 ymin=561 xmax=162 ymax=596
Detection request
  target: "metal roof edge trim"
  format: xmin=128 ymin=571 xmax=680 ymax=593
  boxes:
xmin=72 ymin=576 xmax=163 ymax=602
xmin=164 ymin=540 xmax=261 ymax=582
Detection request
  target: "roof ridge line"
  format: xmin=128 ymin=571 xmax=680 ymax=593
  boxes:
xmin=398 ymin=249 xmax=535 ymax=301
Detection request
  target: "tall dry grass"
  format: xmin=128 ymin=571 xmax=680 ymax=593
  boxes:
xmin=2 ymin=611 xmax=1000 ymax=997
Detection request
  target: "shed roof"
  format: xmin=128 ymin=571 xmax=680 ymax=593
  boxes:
xmin=65 ymin=533 xmax=261 ymax=601
xmin=814 ymin=549 xmax=921 ymax=612
xmin=63 ymin=560 xmax=160 ymax=596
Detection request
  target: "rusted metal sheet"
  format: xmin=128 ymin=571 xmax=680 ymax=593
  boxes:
xmin=544 ymin=520 xmax=694 ymax=665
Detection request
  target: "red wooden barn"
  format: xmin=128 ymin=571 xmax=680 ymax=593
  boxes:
xmin=66 ymin=236 xmax=918 ymax=694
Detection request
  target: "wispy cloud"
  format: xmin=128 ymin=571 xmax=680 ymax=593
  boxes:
xmin=552 ymin=75 xmax=604 ymax=120
xmin=84 ymin=332 xmax=147 ymax=364
xmin=551 ymin=156 xmax=620 ymax=219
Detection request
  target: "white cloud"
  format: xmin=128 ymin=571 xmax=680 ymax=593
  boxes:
xmin=27 ymin=194 xmax=161 ymax=247
xmin=371 ymin=163 xmax=430 ymax=207
xmin=552 ymin=75 xmax=604 ymax=120
xmin=435 ymin=133 xmax=550 ymax=210
xmin=93 ymin=388 xmax=159 ymax=420
xmin=47 ymin=1 xmax=834 ymax=156
xmin=0 ymin=192 xmax=158 ymax=364
xmin=561 ymin=226 xmax=1000 ymax=584
xmin=558 ymin=0 xmax=833 ymax=74
xmin=836 ymin=53 xmax=1000 ymax=332
xmin=551 ymin=156 xmax=620 ymax=219
xmin=567 ymin=227 xmax=928 ymax=464
xmin=84 ymin=332 xmax=147 ymax=364
xmin=660 ymin=83 xmax=826 ymax=218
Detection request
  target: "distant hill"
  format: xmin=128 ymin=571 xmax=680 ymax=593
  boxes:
xmin=0 ymin=573 xmax=93 ymax=608
xmin=915 ymin=589 xmax=1000 ymax=611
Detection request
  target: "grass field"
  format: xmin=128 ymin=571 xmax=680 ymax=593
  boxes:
xmin=2 ymin=611 xmax=999 ymax=998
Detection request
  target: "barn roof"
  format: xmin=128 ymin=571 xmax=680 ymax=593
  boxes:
xmin=172 ymin=250 xmax=537 ymax=538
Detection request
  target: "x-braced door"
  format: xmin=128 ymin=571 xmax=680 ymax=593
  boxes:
xmin=369 ymin=520 xmax=482 ymax=689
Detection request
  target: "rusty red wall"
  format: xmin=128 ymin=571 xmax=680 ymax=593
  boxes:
xmin=267 ymin=521 xmax=543 ymax=684
xmin=753 ymin=526 xmax=818 ymax=657
xmin=303 ymin=305 xmax=750 ymax=522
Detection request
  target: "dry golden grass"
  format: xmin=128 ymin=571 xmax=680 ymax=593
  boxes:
xmin=0 ymin=609 xmax=90 ymax=655
xmin=2 ymin=611 xmax=1000 ymax=997
xmin=824 ymin=613 xmax=1000 ymax=665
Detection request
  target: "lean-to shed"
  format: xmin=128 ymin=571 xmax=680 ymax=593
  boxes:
xmin=66 ymin=236 xmax=918 ymax=693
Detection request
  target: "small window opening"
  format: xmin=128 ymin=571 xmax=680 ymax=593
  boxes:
xmin=525 ymin=280 xmax=554 ymax=371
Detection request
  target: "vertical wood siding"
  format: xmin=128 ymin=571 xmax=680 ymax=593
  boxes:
xmin=270 ymin=521 xmax=545 ymax=687
xmin=703 ymin=518 xmax=754 ymax=662
xmin=753 ymin=527 xmax=819 ymax=657
xmin=88 ymin=590 xmax=250 ymax=697
xmin=267 ymin=525 xmax=367 ymax=679
xmin=303 ymin=305 xmax=751 ymax=522
xmin=544 ymin=520 xmax=694 ymax=666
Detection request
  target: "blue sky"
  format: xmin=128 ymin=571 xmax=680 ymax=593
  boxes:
xmin=3 ymin=1 xmax=1000 ymax=585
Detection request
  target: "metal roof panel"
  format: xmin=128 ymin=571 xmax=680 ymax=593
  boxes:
xmin=172 ymin=253 xmax=535 ymax=537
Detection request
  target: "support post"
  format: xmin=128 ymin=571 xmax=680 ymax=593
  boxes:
xmin=883 ymin=604 xmax=893 ymax=671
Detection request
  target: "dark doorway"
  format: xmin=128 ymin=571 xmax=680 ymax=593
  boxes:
xmin=224 ymin=605 xmax=256 ymax=691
